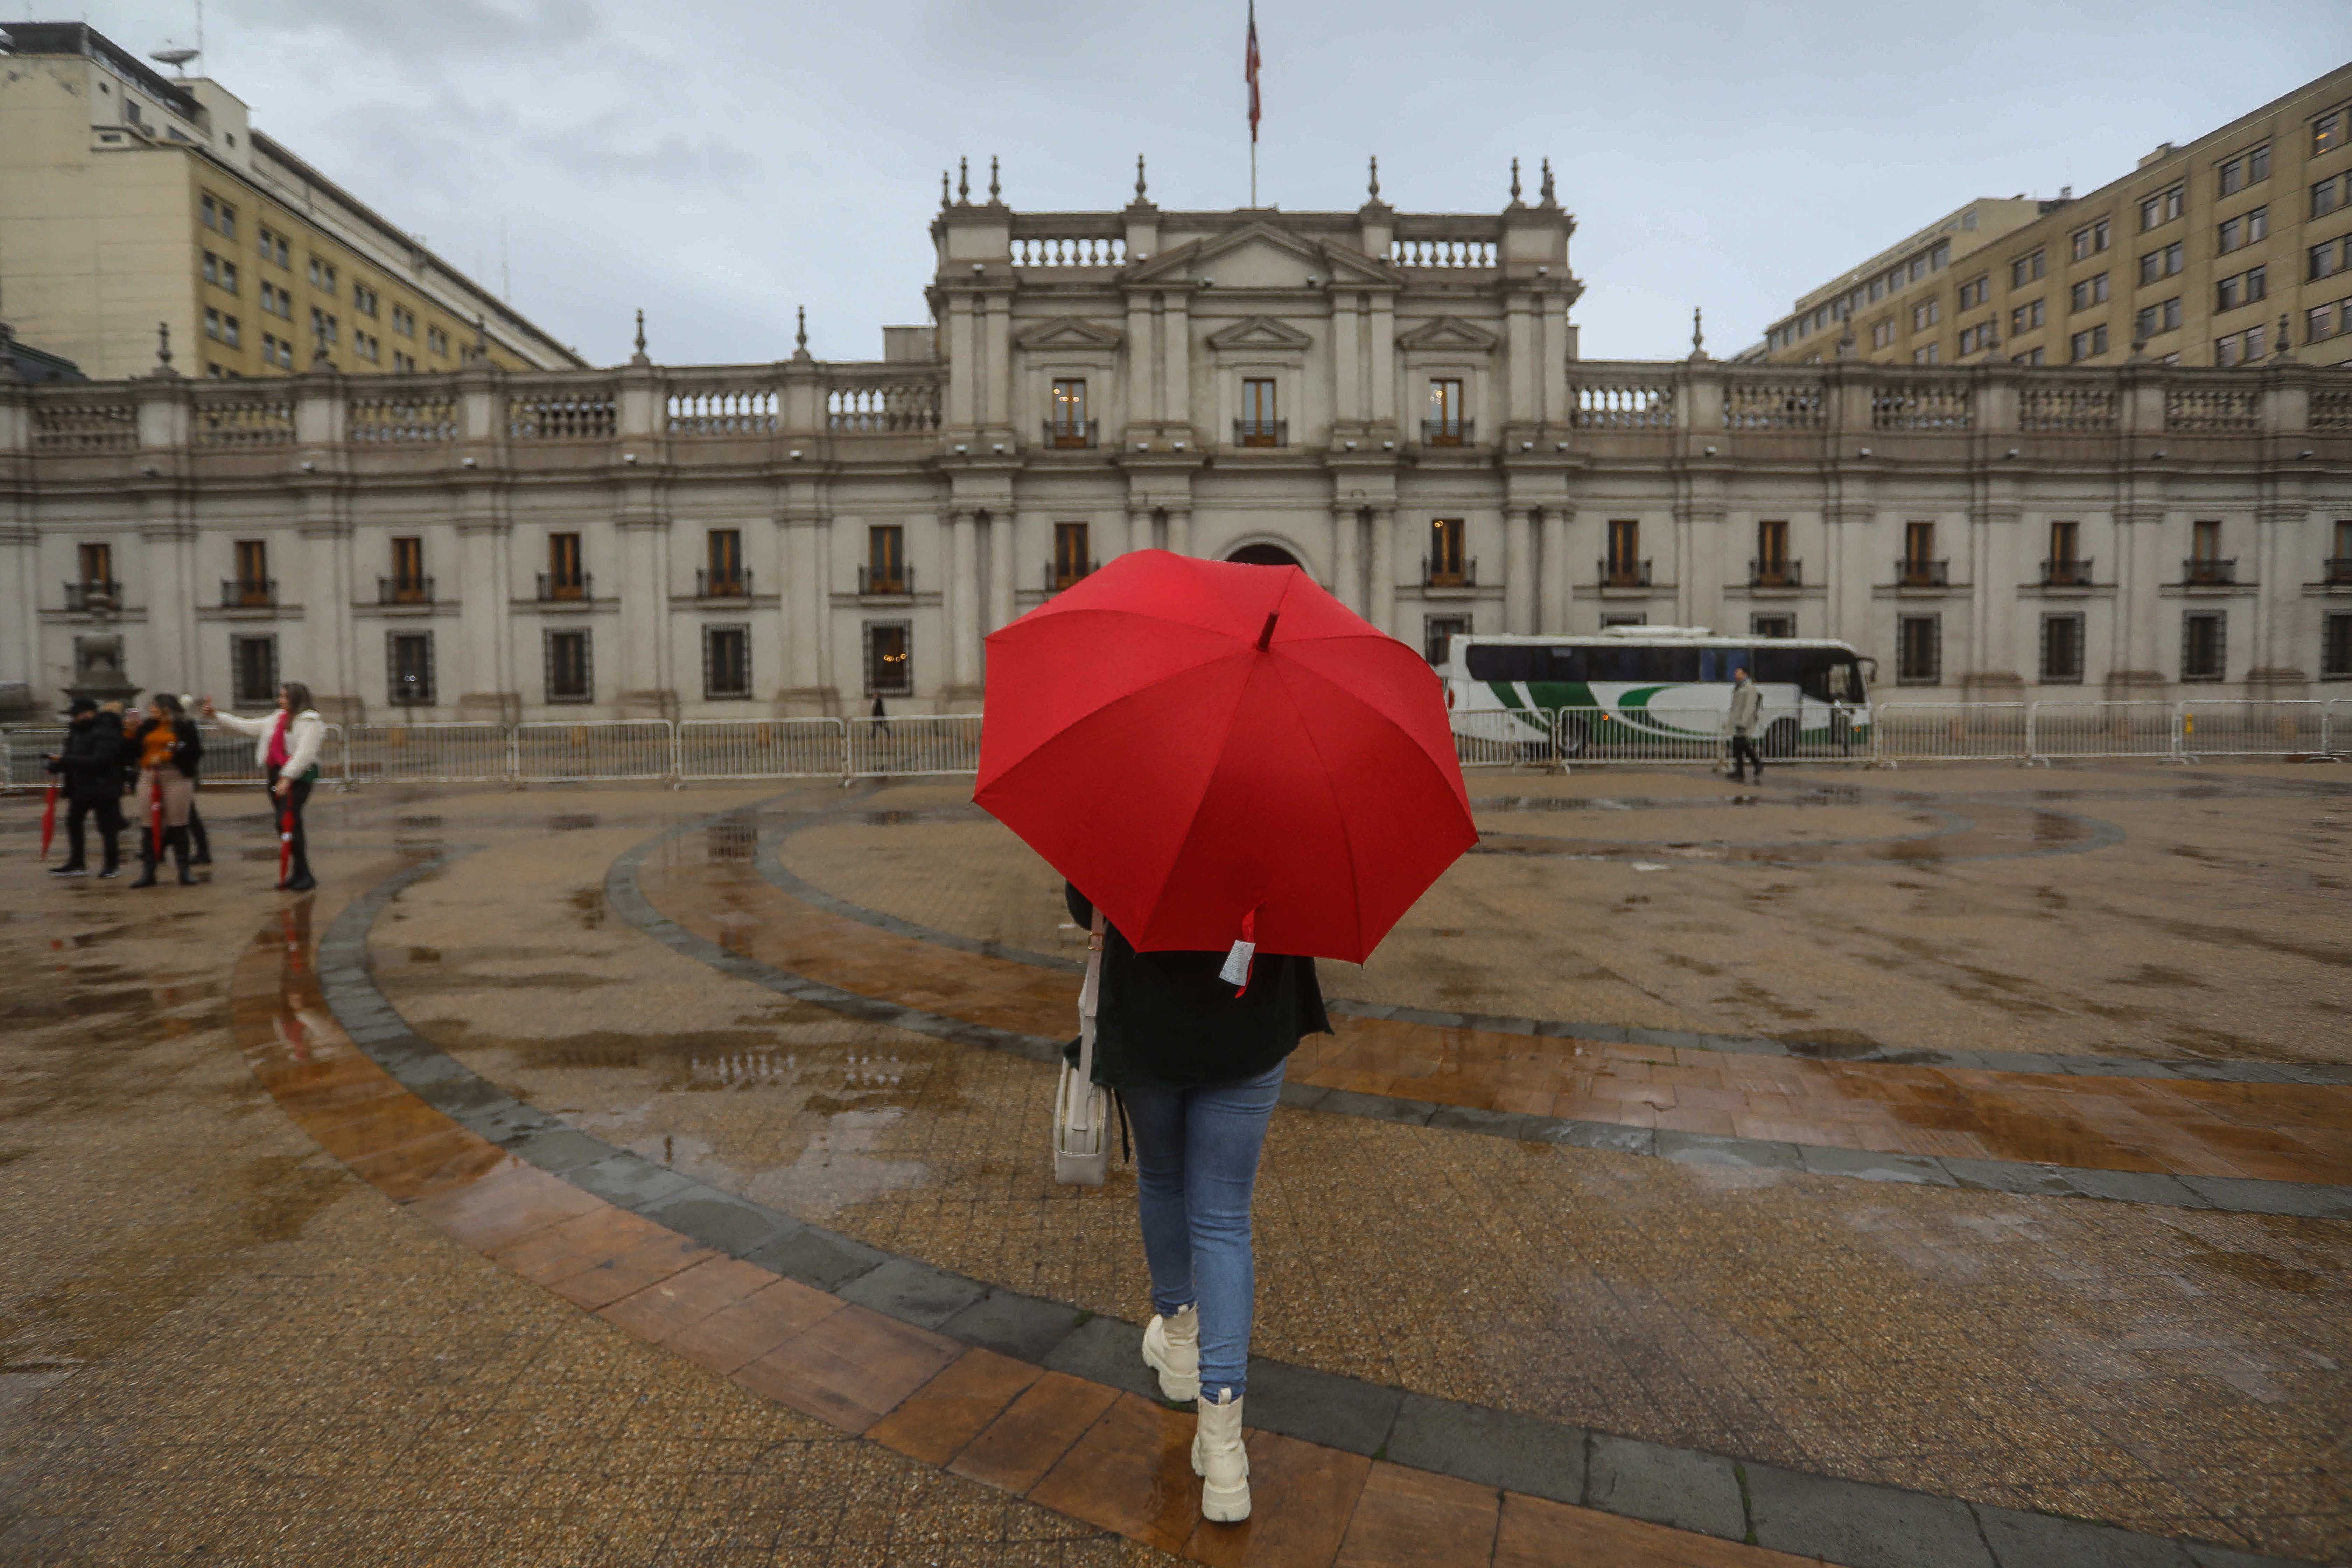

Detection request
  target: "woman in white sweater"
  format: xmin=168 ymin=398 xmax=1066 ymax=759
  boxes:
xmin=202 ymin=681 xmax=327 ymax=891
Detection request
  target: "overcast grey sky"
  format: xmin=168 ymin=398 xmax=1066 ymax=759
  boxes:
xmin=62 ymin=0 xmax=2352 ymax=365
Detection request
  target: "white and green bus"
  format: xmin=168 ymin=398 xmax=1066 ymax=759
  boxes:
xmin=1438 ymin=627 xmax=1873 ymax=761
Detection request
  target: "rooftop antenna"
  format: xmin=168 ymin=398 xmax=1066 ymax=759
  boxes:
xmin=150 ymin=44 xmax=197 ymax=75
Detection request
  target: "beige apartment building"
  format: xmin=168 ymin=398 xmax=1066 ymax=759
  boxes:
xmin=0 ymin=22 xmax=581 ymax=381
xmin=1755 ymin=63 xmax=2352 ymax=372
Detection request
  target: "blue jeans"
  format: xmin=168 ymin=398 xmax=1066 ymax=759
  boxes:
xmin=1122 ymin=1060 xmax=1286 ymax=1403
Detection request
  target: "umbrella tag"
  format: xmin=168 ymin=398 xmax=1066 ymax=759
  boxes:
xmin=1218 ymin=940 xmax=1256 ymax=988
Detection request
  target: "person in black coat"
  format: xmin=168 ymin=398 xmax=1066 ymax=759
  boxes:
xmin=44 ymin=698 xmax=127 ymax=877
xmin=127 ymin=694 xmax=204 ymax=888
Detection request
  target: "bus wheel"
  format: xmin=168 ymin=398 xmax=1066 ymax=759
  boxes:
xmin=1764 ymin=717 xmax=1800 ymax=759
xmin=1554 ymin=714 xmax=1589 ymax=758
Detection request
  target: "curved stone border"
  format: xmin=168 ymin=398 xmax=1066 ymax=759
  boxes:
xmin=310 ymin=849 xmax=2314 ymax=1568
xmin=761 ymin=798 xmax=2351 ymax=1090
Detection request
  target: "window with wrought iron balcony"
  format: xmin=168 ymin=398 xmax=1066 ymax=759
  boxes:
xmin=1046 ymin=378 xmax=1096 ymax=448
xmin=1235 ymin=377 xmax=1283 ymax=447
xmin=861 ymin=524 xmax=909 ymax=596
xmin=2182 ymin=556 xmax=2238 ymax=587
xmin=1894 ymin=556 xmax=1949 ymax=588
xmin=1423 ymin=378 xmax=1469 ymax=447
xmin=1598 ymin=556 xmax=1652 ymax=589
xmin=2326 ymin=556 xmax=2352 ymax=586
xmin=378 ymin=575 xmax=435 ymax=604
xmin=1749 ymin=557 xmax=1802 ymax=588
xmin=64 ymin=579 xmax=121 ymax=612
xmin=540 ymin=532 xmax=588 ymax=601
xmin=1048 ymin=523 xmax=1094 ymax=593
xmin=535 ymin=571 xmax=592 ymax=601
xmin=695 ymin=567 xmax=752 ymax=599
xmin=1424 ymin=518 xmax=1473 ymax=587
xmin=2041 ymin=557 xmax=2094 ymax=587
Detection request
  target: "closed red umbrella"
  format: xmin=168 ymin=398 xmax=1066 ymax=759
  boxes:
xmin=278 ymin=795 xmax=294 ymax=886
xmin=975 ymin=550 xmax=1474 ymax=964
xmin=40 ymin=783 xmax=58 ymax=861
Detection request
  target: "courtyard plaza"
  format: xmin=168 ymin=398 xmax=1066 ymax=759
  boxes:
xmin=0 ymin=759 xmax=2346 ymax=1567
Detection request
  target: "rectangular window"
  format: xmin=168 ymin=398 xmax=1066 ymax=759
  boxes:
xmin=1049 ymin=377 xmax=1088 ymax=446
xmin=310 ymin=308 xmax=338 ymax=346
xmin=392 ymin=350 xmax=415 ymax=373
xmin=866 ymin=525 xmax=905 ymax=594
xmin=2135 ymin=298 xmax=2182 ymax=339
xmin=2324 ymin=614 xmax=2352 ymax=680
xmin=1428 ymin=518 xmax=1466 ymax=586
xmin=1054 ymin=522 xmax=1092 ymax=590
xmin=1912 ymin=344 xmax=1941 ymax=364
xmin=2319 ymin=112 xmax=2346 ymax=157
xmin=353 ymin=330 xmax=377 ymax=362
xmin=548 ymin=532 xmax=584 ymax=598
xmin=2218 ymin=207 xmax=2269 ymax=253
xmin=2217 ymin=266 xmax=2268 ymax=310
xmin=545 ymin=629 xmax=592 ymax=703
xmin=2182 ymin=612 xmax=2226 ymax=682
xmin=2048 ymin=520 xmax=2082 ymax=584
xmin=427 ymin=326 xmax=449 ymax=356
xmin=2192 ymin=519 xmax=2222 ymax=562
xmin=1904 ymin=520 xmax=1936 ymax=570
xmin=1958 ymin=322 xmax=1994 ymax=355
xmin=1750 ymin=613 xmax=1795 ymax=639
xmin=2140 ymin=242 xmax=2184 ymax=284
xmin=1871 ymin=318 xmax=1894 ymax=348
xmin=388 ymin=631 xmax=435 ymax=706
xmin=2141 ymin=184 xmax=2184 ymax=228
xmin=1606 ymin=518 xmax=1641 ymax=583
xmin=704 ymin=625 xmax=751 ymax=699
xmin=1897 ymin=615 xmax=1941 ymax=685
xmin=1423 ymin=615 xmax=1470 ymax=667
xmin=2219 ymin=152 xmax=2259 ymax=196
xmin=2314 ymin=239 xmax=2347 ymax=281
xmin=703 ymin=529 xmax=744 ymax=596
xmin=2071 ymin=219 xmax=2109 ymax=260
xmin=2012 ymin=347 xmax=2046 ymax=365
xmin=2011 ymin=249 xmax=2046 ymax=287
xmin=234 ymin=540 xmax=270 ymax=606
xmin=391 ymin=536 xmax=425 ymax=600
xmin=231 ymin=634 xmax=279 ymax=707
xmin=2070 ymin=274 xmax=2110 ymax=311
xmin=353 ymin=284 xmax=379 ymax=317
xmin=2010 ymin=299 xmax=2045 ymax=334
xmin=1426 ymin=378 xmax=1465 ymax=444
xmin=1912 ymin=299 xmax=1940 ymax=330
xmin=865 ymin=622 xmax=911 ymax=695
xmin=1957 ymin=275 xmax=1988 ymax=309
xmin=307 ymin=257 xmax=338 ymax=293
xmin=391 ymin=306 xmax=416 ymax=337
xmin=2039 ymin=614 xmax=2085 ymax=684
xmin=1239 ymin=378 xmax=1280 ymax=445
xmin=2070 ymin=325 xmax=2109 ymax=361
xmin=79 ymin=541 xmax=113 ymax=589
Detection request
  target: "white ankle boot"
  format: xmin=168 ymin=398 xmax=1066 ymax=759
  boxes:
xmin=1142 ymin=1305 xmax=1200 ymax=1402
xmin=1193 ymin=1388 xmax=1250 ymax=1521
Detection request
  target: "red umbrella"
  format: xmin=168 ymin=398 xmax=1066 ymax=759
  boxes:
xmin=147 ymin=786 xmax=164 ymax=863
xmin=40 ymin=783 xmax=58 ymax=861
xmin=975 ymin=550 xmax=1474 ymax=964
xmin=277 ymin=794 xmax=294 ymax=885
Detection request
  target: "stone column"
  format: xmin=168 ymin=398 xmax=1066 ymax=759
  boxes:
xmin=1369 ymin=506 xmax=1396 ymax=636
xmin=1368 ymin=296 xmax=1396 ymax=428
xmin=1166 ymin=503 xmax=1192 ymax=559
xmin=778 ymin=504 xmax=828 ymax=713
xmin=988 ymin=510 xmax=1015 ymax=632
xmin=614 ymin=506 xmax=672 ymax=718
xmin=948 ymin=506 xmax=981 ymax=699
xmin=1503 ymin=504 xmax=1534 ymax=634
xmin=1540 ymin=503 xmax=1570 ymax=634
xmin=1330 ymin=502 xmax=1360 ymax=614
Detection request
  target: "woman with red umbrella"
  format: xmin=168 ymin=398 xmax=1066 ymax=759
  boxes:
xmin=978 ymin=550 xmax=1475 ymax=1525
xmin=203 ymin=682 xmax=326 ymax=892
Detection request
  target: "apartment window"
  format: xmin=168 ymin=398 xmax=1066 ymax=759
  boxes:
xmin=262 ymin=334 xmax=292 ymax=369
xmin=354 ymin=331 xmax=379 ymax=363
xmin=704 ymin=625 xmax=751 ymax=699
xmin=391 ymin=306 xmax=416 ymax=337
xmin=2217 ymin=208 xmax=2268 ymax=253
xmin=1428 ymin=518 xmax=1466 ymax=586
xmin=2216 ymin=266 xmax=2268 ymax=312
xmin=1956 ymin=275 xmax=1989 ymax=309
xmin=544 ymin=629 xmax=592 ymax=702
xmin=200 ymin=193 xmax=237 ymax=237
xmin=388 ymin=537 xmax=426 ymax=601
xmin=865 ymin=622 xmax=912 ymax=695
xmin=2218 ymin=145 xmax=2269 ymax=196
xmin=2039 ymin=614 xmax=2085 ymax=684
xmin=391 ymin=351 xmax=416 ymax=373
xmin=202 ymin=252 xmax=238 ymax=293
xmin=204 ymin=308 xmax=240 ymax=347
xmin=426 ymin=326 xmax=450 ymax=356
xmin=2070 ymin=274 xmax=2110 ymax=311
xmin=2135 ymin=298 xmax=2182 ymax=340
xmin=2070 ymin=219 xmax=2110 ymax=260
xmin=388 ymin=631 xmax=435 ymax=706
xmin=2324 ymin=614 xmax=2352 ymax=680
xmin=310 ymin=308 xmax=339 ymax=347
xmin=1871 ymin=318 xmax=1894 ymax=349
xmin=2181 ymin=613 xmax=2226 ymax=682
xmin=2070 ymin=325 xmax=2109 ymax=362
xmin=2011 ymin=249 xmax=2046 ymax=287
xmin=1751 ymin=614 xmax=1795 ymax=639
xmin=547 ymin=533 xmax=584 ymax=598
xmin=2141 ymin=184 xmax=2185 ymax=229
xmin=260 ymin=281 xmax=290 ymax=318
xmin=1605 ymin=518 xmax=1642 ymax=583
xmin=1424 ymin=615 xmax=1470 ymax=667
xmin=2214 ymin=327 xmax=2267 ymax=365
xmin=353 ymin=284 xmax=379 ymax=317
xmin=1957 ymin=322 xmax=1995 ymax=355
xmin=258 ymin=226 xmax=290 ymax=267
xmin=307 ymin=257 xmax=338 ymax=294
xmin=2012 ymin=348 xmax=2046 ymax=366
xmin=2139 ymin=241 xmax=2185 ymax=284
xmin=1912 ymin=299 xmax=1940 ymax=330
xmin=1238 ymin=378 xmax=1280 ymax=445
xmin=2010 ymin=299 xmax=2045 ymax=334
xmin=1046 ymin=377 xmax=1089 ymax=446
xmin=2313 ymin=238 xmax=2349 ymax=281
xmin=706 ymin=529 xmax=744 ymax=596
xmin=1896 ymin=615 xmax=1941 ymax=685
xmin=2319 ymin=112 xmax=2347 ymax=156
xmin=1912 ymin=344 xmax=1941 ymax=364
xmin=1426 ymin=378 xmax=1465 ymax=444
xmin=229 ymin=634 xmax=279 ymax=707
xmin=866 ymin=525 xmax=905 ymax=594
xmin=2309 ymin=299 xmax=2352 ymax=342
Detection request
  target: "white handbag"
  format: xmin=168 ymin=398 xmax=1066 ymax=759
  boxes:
xmin=1053 ymin=908 xmax=1111 ymax=1186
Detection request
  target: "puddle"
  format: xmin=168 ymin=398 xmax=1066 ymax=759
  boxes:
xmin=705 ymin=820 xmax=757 ymax=862
xmin=548 ymin=814 xmax=598 ymax=832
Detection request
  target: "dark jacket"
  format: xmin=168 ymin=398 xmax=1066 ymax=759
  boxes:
xmin=1064 ymin=882 xmax=1330 ymax=1092
xmin=49 ymin=713 xmax=125 ymax=802
xmin=129 ymin=716 xmax=203 ymax=780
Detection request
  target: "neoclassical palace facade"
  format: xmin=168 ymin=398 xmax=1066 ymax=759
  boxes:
xmin=5 ymin=168 xmax=2351 ymax=722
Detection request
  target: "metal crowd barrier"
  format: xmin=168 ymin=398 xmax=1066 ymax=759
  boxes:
xmin=1872 ymin=702 xmax=2031 ymax=767
xmin=676 ymin=718 xmax=847 ymax=780
xmin=2175 ymin=699 xmax=2334 ymax=763
xmin=513 ymin=719 xmax=676 ymax=783
xmin=1450 ymin=708 xmax=1556 ymax=768
xmin=342 ymin=722 xmax=513 ymax=785
xmin=2023 ymin=700 xmax=2178 ymax=765
xmin=845 ymin=714 xmax=984 ymax=778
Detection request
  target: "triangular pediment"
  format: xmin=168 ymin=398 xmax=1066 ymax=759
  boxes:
xmin=1395 ymin=315 xmax=1502 ymax=352
xmin=1015 ymin=316 xmax=1124 ymax=349
xmin=1204 ymin=315 xmax=1315 ymax=351
xmin=1128 ymin=221 xmax=1397 ymax=289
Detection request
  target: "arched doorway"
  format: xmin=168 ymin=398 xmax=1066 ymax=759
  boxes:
xmin=1226 ymin=543 xmax=1301 ymax=569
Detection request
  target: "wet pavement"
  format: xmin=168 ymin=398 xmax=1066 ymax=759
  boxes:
xmin=2 ymin=763 xmax=2348 ymax=1564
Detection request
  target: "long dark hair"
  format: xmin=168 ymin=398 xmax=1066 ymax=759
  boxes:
xmin=153 ymin=692 xmax=184 ymax=717
xmin=281 ymin=680 xmax=314 ymax=714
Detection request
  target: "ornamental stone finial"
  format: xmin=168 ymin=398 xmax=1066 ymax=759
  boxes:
xmin=1510 ymin=158 xmax=1521 ymax=203
xmin=155 ymin=319 xmax=175 ymax=373
xmin=940 ymin=170 xmax=950 ymax=210
xmin=2273 ymin=310 xmax=2294 ymax=361
xmin=988 ymin=155 xmax=1000 ymax=203
xmin=1540 ymin=157 xmax=1555 ymax=205
xmin=957 ymin=156 xmax=969 ymax=204
xmin=1367 ymin=155 xmax=1380 ymax=201
xmin=796 ymin=304 xmax=808 ymax=356
xmin=631 ymin=307 xmax=649 ymax=365
xmin=1690 ymin=306 xmax=1707 ymax=360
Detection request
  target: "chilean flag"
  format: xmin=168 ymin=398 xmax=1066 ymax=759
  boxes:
xmin=1245 ymin=2 xmax=1261 ymax=144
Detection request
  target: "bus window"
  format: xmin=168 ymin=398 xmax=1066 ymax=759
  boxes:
xmin=1466 ymin=645 xmax=1541 ymax=682
xmin=1701 ymin=647 xmax=1753 ymax=682
xmin=1829 ymin=656 xmax=1864 ymax=701
xmin=1542 ymin=645 xmax=1586 ymax=681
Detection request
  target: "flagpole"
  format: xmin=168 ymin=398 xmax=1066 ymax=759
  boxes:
xmin=1251 ymin=143 xmax=1257 ymax=209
